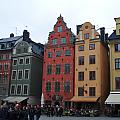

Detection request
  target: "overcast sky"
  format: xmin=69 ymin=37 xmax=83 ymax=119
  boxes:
xmin=0 ymin=0 xmax=120 ymax=44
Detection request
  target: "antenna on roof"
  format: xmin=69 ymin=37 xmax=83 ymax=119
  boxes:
xmin=16 ymin=27 xmax=17 ymax=35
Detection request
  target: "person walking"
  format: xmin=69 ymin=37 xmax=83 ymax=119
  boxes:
xmin=35 ymin=105 xmax=41 ymax=120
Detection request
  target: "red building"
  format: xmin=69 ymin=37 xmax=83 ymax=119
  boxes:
xmin=42 ymin=15 xmax=75 ymax=108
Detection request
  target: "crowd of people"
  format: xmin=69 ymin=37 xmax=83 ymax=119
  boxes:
xmin=0 ymin=102 xmax=41 ymax=120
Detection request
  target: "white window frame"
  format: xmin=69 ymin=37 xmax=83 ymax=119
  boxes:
xmin=23 ymin=84 xmax=29 ymax=95
xmin=11 ymin=70 xmax=17 ymax=80
xmin=19 ymin=58 xmax=24 ymax=65
xmin=24 ymin=69 xmax=30 ymax=80
xmin=13 ymin=59 xmax=18 ymax=66
xmin=17 ymin=70 xmax=23 ymax=80
xmin=10 ymin=84 xmax=16 ymax=95
xmin=16 ymin=84 xmax=22 ymax=95
xmin=25 ymin=57 xmax=30 ymax=64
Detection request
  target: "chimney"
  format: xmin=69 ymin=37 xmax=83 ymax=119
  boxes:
xmin=100 ymin=27 xmax=105 ymax=41
xmin=10 ymin=33 xmax=14 ymax=37
xmin=105 ymin=33 xmax=108 ymax=40
xmin=23 ymin=30 xmax=29 ymax=41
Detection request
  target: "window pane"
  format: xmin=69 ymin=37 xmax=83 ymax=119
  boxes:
xmin=115 ymin=77 xmax=120 ymax=89
xmin=89 ymin=55 xmax=95 ymax=64
xmin=17 ymin=85 xmax=22 ymax=95
xmin=25 ymin=58 xmax=30 ymax=64
xmin=25 ymin=70 xmax=29 ymax=79
xmin=46 ymin=82 xmax=51 ymax=92
xmin=89 ymin=87 xmax=95 ymax=96
xmin=11 ymin=85 xmax=15 ymax=95
xmin=115 ymin=58 xmax=120 ymax=69
xmin=56 ymin=64 xmax=61 ymax=74
xmin=58 ymin=26 xmax=62 ymax=32
xmin=84 ymin=33 xmax=89 ymax=39
xmin=12 ymin=71 xmax=16 ymax=80
xmin=78 ymin=72 xmax=84 ymax=81
xmin=23 ymin=85 xmax=28 ymax=95
xmin=52 ymin=39 xmax=57 ymax=45
xmin=18 ymin=70 xmax=23 ymax=79
xmin=48 ymin=52 xmax=52 ymax=58
xmin=47 ymin=65 xmax=52 ymax=74
xmin=65 ymin=50 xmax=71 ymax=56
xmin=61 ymin=38 xmax=66 ymax=44
xmin=65 ymin=64 xmax=70 ymax=74
xmin=78 ymin=87 xmax=84 ymax=96
xmin=64 ymin=81 xmax=70 ymax=92
xmin=56 ymin=51 xmax=61 ymax=57
xmin=89 ymin=71 xmax=96 ymax=80
xmin=89 ymin=44 xmax=95 ymax=50
xmin=13 ymin=59 xmax=17 ymax=65
xmin=19 ymin=59 xmax=24 ymax=65
xmin=78 ymin=45 xmax=84 ymax=51
xmin=78 ymin=56 xmax=84 ymax=65
xmin=55 ymin=82 xmax=60 ymax=92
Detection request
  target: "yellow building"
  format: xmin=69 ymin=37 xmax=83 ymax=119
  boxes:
xmin=105 ymin=18 xmax=120 ymax=108
xmin=71 ymin=22 xmax=109 ymax=110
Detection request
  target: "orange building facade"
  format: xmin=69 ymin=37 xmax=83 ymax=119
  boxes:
xmin=71 ymin=22 xmax=109 ymax=110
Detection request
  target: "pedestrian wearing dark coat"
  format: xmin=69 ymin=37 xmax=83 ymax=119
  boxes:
xmin=35 ymin=105 xmax=41 ymax=120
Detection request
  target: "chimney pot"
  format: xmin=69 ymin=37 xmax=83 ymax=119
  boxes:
xmin=10 ymin=33 xmax=14 ymax=37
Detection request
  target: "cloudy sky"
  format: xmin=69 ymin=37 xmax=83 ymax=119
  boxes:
xmin=0 ymin=0 xmax=120 ymax=44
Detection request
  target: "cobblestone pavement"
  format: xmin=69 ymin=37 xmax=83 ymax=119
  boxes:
xmin=39 ymin=115 xmax=120 ymax=120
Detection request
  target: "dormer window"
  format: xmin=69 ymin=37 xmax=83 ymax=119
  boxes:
xmin=84 ymin=33 xmax=89 ymax=39
xmin=58 ymin=26 xmax=62 ymax=32
xmin=1 ymin=44 xmax=5 ymax=49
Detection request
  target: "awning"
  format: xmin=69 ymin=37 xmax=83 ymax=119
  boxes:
xmin=105 ymin=92 xmax=120 ymax=104
xmin=70 ymin=96 xmax=99 ymax=102
xmin=4 ymin=96 xmax=28 ymax=103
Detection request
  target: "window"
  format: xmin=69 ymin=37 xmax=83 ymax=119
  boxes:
xmin=115 ymin=44 xmax=120 ymax=51
xmin=3 ymin=73 xmax=8 ymax=81
xmin=89 ymin=55 xmax=95 ymax=64
xmin=24 ymin=69 xmax=29 ymax=79
xmin=10 ymin=85 xmax=16 ymax=95
xmin=48 ymin=52 xmax=52 ymax=58
xmin=16 ymin=85 xmax=22 ymax=95
xmin=23 ymin=84 xmax=29 ymax=95
xmin=89 ymin=71 xmax=96 ymax=80
xmin=78 ymin=87 xmax=84 ymax=96
xmin=89 ymin=43 xmax=95 ymax=50
xmin=55 ymin=82 xmax=60 ymax=92
xmin=58 ymin=26 xmax=62 ymax=32
xmin=56 ymin=64 xmax=61 ymax=74
xmin=23 ymin=48 xmax=28 ymax=53
xmin=25 ymin=58 xmax=30 ymax=64
xmin=0 ymin=64 xmax=2 ymax=70
xmin=0 ymin=55 xmax=3 ymax=60
xmin=52 ymin=39 xmax=57 ymax=45
xmin=65 ymin=64 xmax=70 ymax=74
xmin=78 ymin=72 xmax=84 ymax=81
xmin=78 ymin=56 xmax=84 ymax=65
xmin=64 ymin=81 xmax=70 ymax=92
xmin=78 ymin=45 xmax=84 ymax=51
xmin=56 ymin=51 xmax=61 ymax=57
xmin=13 ymin=59 xmax=17 ymax=66
xmin=12 ymin=70 xmax=17 ymax=80
xmin=65 ymin=50 xmax=71 ymax=56
xmin=61 ymin=38 xmax=66 ymax=44
xmin=89 ymin=87 xmax=95 ymax=96
xmin=115 ymin=58 xmax=120 ymax=69
xmin=18 ymin=70 xmax=23 ymax=80
xmin=19 ymin=58 xmax=24 ymax=65
xmin=84 ymin=33 xmax=89 ymax=39
xmin=46 ymin=82 xmax=51 ymax=92
xmin=16 ymin=48 xmax=21 ymax=54
xmin=4 ymin=64 xmax=8 ymax=70
xmin=115 ymin=77 xmax=120 ymax=89
xmin=47 ymin=65 xmax=52 ymax=74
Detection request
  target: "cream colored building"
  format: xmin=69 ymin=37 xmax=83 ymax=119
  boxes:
xmin=105 ymin=17 xmax=120 ymax=105
xmin=71 ymin=22 xmax=109 ymax=109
